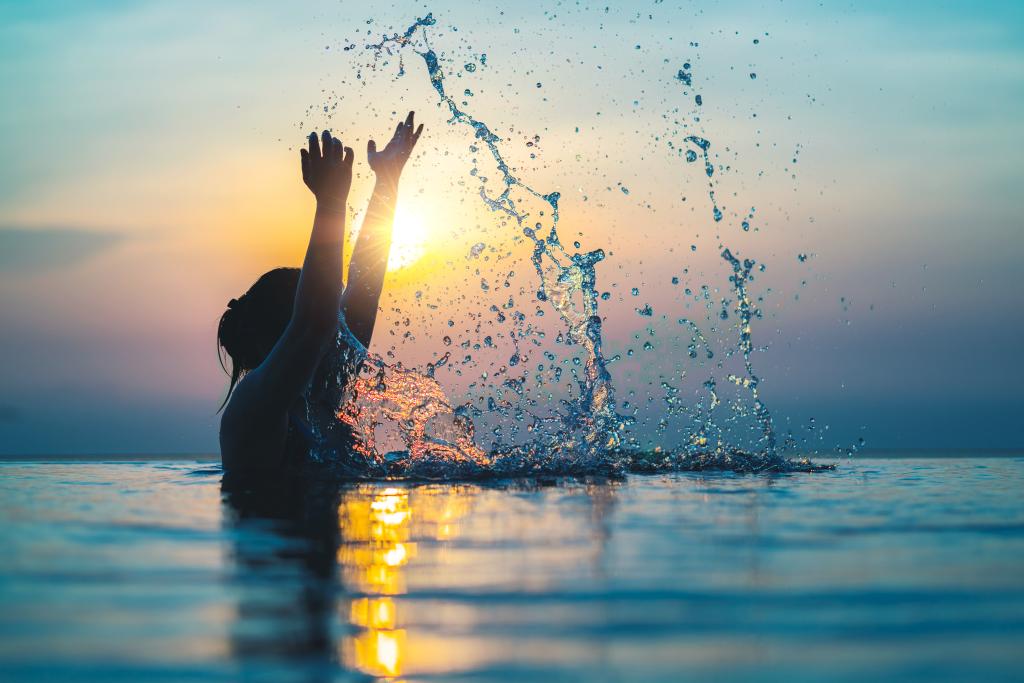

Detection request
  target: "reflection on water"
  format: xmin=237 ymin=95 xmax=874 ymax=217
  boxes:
xmin=225 ymin=480 xmax=486 ymax=680
xmin=224 ymin=481 xmax=343 ymax=676
xmin=335 ymin=489 xmax=452 ymax=675
xmin=339 ymin=487 xmax=414 ymax=677
xmin=339 ymin=485 xmax=475 ymax=678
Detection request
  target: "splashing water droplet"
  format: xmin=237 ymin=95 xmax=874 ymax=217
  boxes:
xmin=302 ymin=13 xmax=829 ymax=478
xmin=350 ymin=14 xmax=628 ymax=475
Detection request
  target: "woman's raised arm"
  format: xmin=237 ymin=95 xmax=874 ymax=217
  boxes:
xmin=343 ymin=111 xmax=423 ymax=348
xmin=220 ymin=131 xmax=353 ymax=472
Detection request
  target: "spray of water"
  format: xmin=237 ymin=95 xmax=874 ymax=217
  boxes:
xmin=306 ymin=13 xmax=828 ymax=477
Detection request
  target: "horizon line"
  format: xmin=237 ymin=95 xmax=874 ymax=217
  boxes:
xmin=1 ymin=448 xmax=1022 ymax=462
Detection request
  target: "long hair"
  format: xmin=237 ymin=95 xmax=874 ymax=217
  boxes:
xmin=216 ymin=267 xmax=301 ymax=411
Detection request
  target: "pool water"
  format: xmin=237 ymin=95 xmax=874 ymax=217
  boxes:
xmin=1 ymin=457 xmax=1022 ymax=682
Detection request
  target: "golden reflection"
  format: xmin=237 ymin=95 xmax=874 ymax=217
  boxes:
xmin=338 ymin=485 xmax=474 ymax=679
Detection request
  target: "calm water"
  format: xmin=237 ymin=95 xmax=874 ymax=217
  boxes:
xmin=0 ymin=458 xmax=1022 ymax=682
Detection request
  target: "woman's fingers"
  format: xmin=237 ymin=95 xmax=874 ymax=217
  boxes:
xmin=412 ymin=123 xmax=424 ymax=144
xmin=308 ymin=132 xmax=321 ymax=161
xmin=344 ymin=146 xmax=354 ymax=168
xmin=300 ymin=148 xmax=311 ymax=182
xmin=367 ymin=139 xmax=377 ymax=157
xmin=306 ymin=130 xmax=350 ymax=176
xmin=404 ymin=112 xmax=416 ymax=142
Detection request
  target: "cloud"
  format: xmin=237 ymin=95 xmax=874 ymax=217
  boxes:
xmin=0 ymin=227 xmax=122 ymax=273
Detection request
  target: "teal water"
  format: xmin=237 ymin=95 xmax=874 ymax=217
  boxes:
xmin=1 ymin=457 xmax=1022 ymax=682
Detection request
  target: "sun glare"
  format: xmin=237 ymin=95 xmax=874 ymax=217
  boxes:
xmin=387 ymin=203 xmax=428 ymax=272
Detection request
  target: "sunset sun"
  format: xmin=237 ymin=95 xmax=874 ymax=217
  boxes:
xmin=386 ymin=203 xmax=429 ymax=272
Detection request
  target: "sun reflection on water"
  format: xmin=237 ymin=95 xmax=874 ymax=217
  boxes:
xmin=337 ymin=485 xmax=473 ymax=679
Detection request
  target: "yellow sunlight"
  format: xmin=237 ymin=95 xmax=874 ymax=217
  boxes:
xmin=387 ymin=203 xmax=429 ymax=272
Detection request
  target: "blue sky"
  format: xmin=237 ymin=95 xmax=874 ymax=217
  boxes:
xmin=0 ymin=0 xmax=1022 ymax=454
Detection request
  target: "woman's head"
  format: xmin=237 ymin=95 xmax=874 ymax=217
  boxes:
xmin=217 ymin=267 xmax=300 ymax=408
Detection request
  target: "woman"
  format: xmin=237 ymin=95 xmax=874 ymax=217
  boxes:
xmin=217 ymin=112 xmax=423 ymax=481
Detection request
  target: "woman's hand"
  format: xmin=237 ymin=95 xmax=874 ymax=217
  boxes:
xmin=301 ymin=130 xmax=354 ymax=209
xmin=367 ymin=111 xmax=424 ymax=187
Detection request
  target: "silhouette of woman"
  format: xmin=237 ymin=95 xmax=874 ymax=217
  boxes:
xmin=217 ymin=112 xmax=423 ymax=482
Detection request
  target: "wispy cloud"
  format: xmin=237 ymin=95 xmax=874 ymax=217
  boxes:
xmin=0 ymin=227 xmax=121 ymax=272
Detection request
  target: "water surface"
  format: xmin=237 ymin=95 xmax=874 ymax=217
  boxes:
xmin=1 ymin=457 xmax=1022 ymax=682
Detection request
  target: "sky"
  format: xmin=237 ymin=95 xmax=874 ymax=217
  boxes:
xmin=0 ymin=0 xmax=1022 ymax=455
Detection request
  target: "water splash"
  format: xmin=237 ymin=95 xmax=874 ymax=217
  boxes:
xmin=683 ymin=134 xmax=723 ymax=223
xmin=720 ymin=248 xmax=776 ymax=454
xmin=338 ymin=354 xmax=491 ymax=478
xmin=306 ymin=13 xmax=827 ymax=477
xmin=316 ymin=13 xmax=627 ymax=477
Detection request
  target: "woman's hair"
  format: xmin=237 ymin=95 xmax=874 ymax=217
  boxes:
xmin=217 ymin=267 xmax=301 ymax=410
